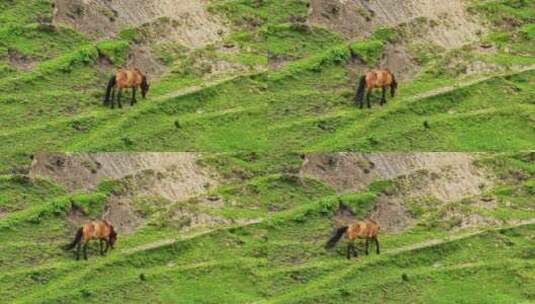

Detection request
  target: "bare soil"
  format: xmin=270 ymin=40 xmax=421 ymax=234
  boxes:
xmin=302 ymin=152 xmax=493 ymax=232
xmin=30 ymin=152 xmax=218 ymax=233
xmin=30 ymin=152 xmax=216 ymax=201
xmin=53 ymin=0 xmax=227 ymax=48
xmin=300 ymin=152 xmax=490 ymax=201
xmin=370 ymin=195 xmax=412 ymax=233
xmin=308 ymin=0 xmax=483 ymax=49
xmin=7 ymin=48 xmax=38 ymax=71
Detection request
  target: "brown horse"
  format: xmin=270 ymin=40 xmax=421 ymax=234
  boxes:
xmin=355 ymin=69 xmax=397 ymax=109
xmin=325 ymin=219 xmax=380 ymax=259
xmin=104 ymin=68 xmax=150 ymax=109
xmin=64 ymin=219 xmax=118 ymax=260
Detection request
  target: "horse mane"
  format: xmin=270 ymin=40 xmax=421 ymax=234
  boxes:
xmin=133 ymin=68 xmax=145 ymax=77
xmin=102 ymin=219 xmax=112 ymax=227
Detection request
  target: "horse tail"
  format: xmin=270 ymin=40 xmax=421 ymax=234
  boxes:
xmin=64 ymin=227 xmax=83 ymax=251
xmin=390 ymin=73 xmax=398 ymax=97
xmin=325 ymin=226 xmax=348 ymax=249
xmin=355 ymin=75 xmax=367 ymax=106
xmin=103 ymin=74 xmax=116 ymax=106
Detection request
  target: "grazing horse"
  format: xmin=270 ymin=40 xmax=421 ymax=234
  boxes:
xmin=325 ymin=219 xmax=380 ymax=260
xmin=355 ymin=69 xmax=397 ymax=109
xmin=64 ymin=220 xmax=118 ymax=260
xmin=103 ymin=68 xmax=150 ymax=109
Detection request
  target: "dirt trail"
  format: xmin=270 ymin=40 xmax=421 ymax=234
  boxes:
xmin=388 ymin=219 xmax=535 ymax=254
xmin=312 ymin=64 xmax=535 ymax=151
xmin=407 ymin=64 xmax=535 ymax=102
xmin=65 ymin=71 xmax=261 ymax=151
xmin=308 ymin=0 xmax=483 ymax=48
xmin=13 ymin=219 xmax=264 ymax=304
xmin=53 ymin=0 xmax=227 ymax=48
xmin=122 ymin=219 xmax=262 ymax=255
xmin=265 ymin=219 xmax=535 ymax=304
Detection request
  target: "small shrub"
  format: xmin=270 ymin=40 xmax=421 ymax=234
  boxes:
xmin=350 ymin=40 xmax=384 ymax=64
xmin=96 ymin=39 xmax=129 ymax=64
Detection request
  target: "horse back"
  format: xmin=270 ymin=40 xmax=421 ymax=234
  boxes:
xmin=347 ymin=220 xmax=379 ymax=239
xmin=366 ymin=69 xmax=394 ymax=88
xmin=364 ymin=219 xmax=380 ymax=236
xmin=115 ymin=69 xmax=142 ymax=88
xmin=82 ymin=220 xmax=111 ymax=241
xmin=82 ymin=222 xmax=95 ymax=241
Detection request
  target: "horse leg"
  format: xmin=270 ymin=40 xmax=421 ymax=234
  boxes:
xmin=76 ymin=242 xmax=81 ymax=260
xmin=110 ymin=91 xmax=114 ymax=109
xmin=83 ymin=241 xmax=89 ymax=260
xmin=381 ymin=87 xmax=386 ymax=106
xmin=110 ymin=88 xmax=115 ymax=109
xmin=131 ymin=87 xmax=137 ymax=106
xmin=347 ymin=243 xmax=352 ymax=260
xmin=367 ymin=89 xmax=372 ymax=108
xmin=104 ymin=240 xmax=109 ymax=254
xmin=117 ymin=89 xmax=123 ymax=109
xmin=359 ymin=89 xmax=365 ymax=109
xmin=365 ymin=239 xmax=369 ymax=255
xmin=352 ymin=243 xmax=358 ymax=258
xmin=375 ymin=237 xmax=380 ymax=254
xmin=99 ymin=240 xmax=104 ymax=256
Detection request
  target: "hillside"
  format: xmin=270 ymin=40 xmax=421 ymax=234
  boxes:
xmin=1 ymin=0 xmax=535 ymax=169
xmin=1 ymin=1 xmax=534 ymax=303
xmin=0 ymin=151 xmax=533 ymax=303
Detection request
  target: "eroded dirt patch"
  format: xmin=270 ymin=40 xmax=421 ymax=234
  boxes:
xmin=30 ymin=152 xmax=216 ymax=201
xmin=301 ymin=152 xmax=490 ymax=201
xmin=346 ymin=42 xmax=419 ymax=83
xmin=308 ymin=0 xmax=483 ymax=49
xmin=30 ymin=152 xmax=218 ymax=233
xmin=302 ymin=152 xmax=494 ymax=232
xmin=370 ymin=195 xmax=412 ymax=233
xmin=53 ymin=0 xmax=228 ymax=48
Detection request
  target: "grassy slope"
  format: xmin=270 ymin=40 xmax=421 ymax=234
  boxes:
xmin=0 ymin=0 xmax=534 ymax=170
xmin=0 ymin=0 xmax=534 ymax=302
xmin=0 ymin=152 xmax=533 ymax=303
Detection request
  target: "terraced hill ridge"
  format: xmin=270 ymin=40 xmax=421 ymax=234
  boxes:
xmin=0 ymin=0 xmax=534 ymax=170
xmin=0 ymin=0 xmax=534 ymax=302
xmin=0 ymin=152 xmax=533 ymax=303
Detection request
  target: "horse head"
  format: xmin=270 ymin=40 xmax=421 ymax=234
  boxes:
xmin=140 ymin=75 xmax=150 ymax=99
xmin=390 ymin=72 xmax=398 ymax=97
xmin=109 ymin=225 xmax=118 ymax=249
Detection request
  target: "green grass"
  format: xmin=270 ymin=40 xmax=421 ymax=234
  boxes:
xmin=0 ymin=0 xmax=534 ymax=171
xmin=0 ymin=0 xmax=534 ymax=301
xmin=0 ymin=152 xmax=533 ymax=303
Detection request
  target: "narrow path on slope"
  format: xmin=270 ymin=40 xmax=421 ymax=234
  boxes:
xmin=311 ymin=64 xmax=535 ymax=150
xmin=264 ymin=219 xmax=535 ymax=304
xmin=13 ymin=219 xmax=264 ymax=304
xmin=65 ymin=71 xmax=264 ymax=150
